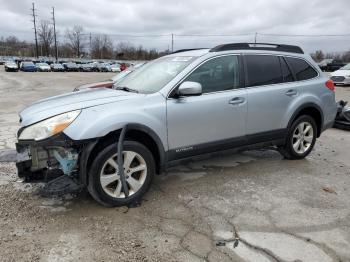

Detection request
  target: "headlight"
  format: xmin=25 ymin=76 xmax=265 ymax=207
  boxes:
xmin=19 ymin=110 xmax=81 ymax=141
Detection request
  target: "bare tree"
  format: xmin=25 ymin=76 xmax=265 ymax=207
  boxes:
xmin=91 ymin=34 xmax=113 ymax=59
xmin=38 ymin=20 xmax=54 ymax=56
xmin=342 ymin=51 xmax=350 ymax=62
xmin=312 ymin=50 xmax=325 ymax=62
xmin=66 ymin=25 xmax=84 ymax=57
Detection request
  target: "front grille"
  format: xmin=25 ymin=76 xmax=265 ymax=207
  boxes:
xmin=331 ymin=76 xmax=345 ymax=82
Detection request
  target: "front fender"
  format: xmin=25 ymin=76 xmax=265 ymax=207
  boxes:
xmin=63 ymin=95 xmax=168 ymax=150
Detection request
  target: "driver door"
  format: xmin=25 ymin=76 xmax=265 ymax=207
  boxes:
xmin=166 ymin=55 xmax=247 ymax=160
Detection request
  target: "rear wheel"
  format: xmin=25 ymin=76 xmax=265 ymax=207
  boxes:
xmin=87 ymin=141 xmax=155 ymax=207
xmin=279 ymin=115 xmax=317 ymax=160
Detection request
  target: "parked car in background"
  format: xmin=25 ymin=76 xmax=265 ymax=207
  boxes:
xmin=63 ymin=62 xmax=79 ymax=72
xmin=318 ymin=59 xmax=333 ymax=69
xmin=120 ymin=63 xmax=128 ymax=71
xmin=51 ymin=63 xmax=65 ymax=72
xmin=36 ymin=62 xmax=51 ymax=72
xmin=80 ymin=63 xmax=94 ymax=72
xmin=330 ymin=63 xmax=350 ymax=85
xmin=89 ymin=62 xmax=99 ymax=72
xmin=97 ymin=62 xmax=112 ymax=72
xmin=20 ymin=61 xmax=37 ymax=72
xmin=74 ymin=62 xmax=145 ymax=91
xmin=0 ymin=57 xmax=6 ymax=65
xmin=110 ymin=63 xmax=121 ymax=72
xmin=4 ymin=60 xmax=19 ymax=72
xmin=319 ymin=59 xmax=346 ymax=72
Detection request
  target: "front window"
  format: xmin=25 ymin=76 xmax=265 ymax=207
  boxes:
xmin=115 ymin=56 xmax=195 ymax=94
xmin=184 ymin=55 xmax=240 ymax=93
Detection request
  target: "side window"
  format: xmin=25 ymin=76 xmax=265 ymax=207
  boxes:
xmin=285 ymin=57 xmax=318 ymax=81
xmin=280 ymin=57 xmax=294 ymax=82
xmin=245 ymin=55 xmax=283 ymax=87
xmin=184 ymin=56 xmax=240 ymax=93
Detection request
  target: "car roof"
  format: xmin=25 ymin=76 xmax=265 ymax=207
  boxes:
xmin=168 ymin=43 xmax=306 ymax=59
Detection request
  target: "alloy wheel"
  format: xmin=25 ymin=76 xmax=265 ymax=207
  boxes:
xmin=292 ymin=122 xmax=314 ymax=154
xmin=100 ymin=151 xmax=147 ymax=198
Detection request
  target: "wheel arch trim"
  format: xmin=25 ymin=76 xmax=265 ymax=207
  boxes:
xmin=287 ymin=102 xmax=324 ymax=137
xmin=80 ymin=123 xmax=166 ymax=185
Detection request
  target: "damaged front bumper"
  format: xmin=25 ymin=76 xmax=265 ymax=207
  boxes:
xmin=16 ymin=133 xmax=96 ymax=185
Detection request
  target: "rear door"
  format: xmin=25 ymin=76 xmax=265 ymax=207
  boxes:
xmin=166 ymin=55 xmax=247 ymax=159
xmin=245 ymin=54 xmax=297 ymax=137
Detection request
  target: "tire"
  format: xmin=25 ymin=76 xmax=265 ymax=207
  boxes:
xmin=87 ymin=141 xmax=155 ymax=207
xmin=279 ymin=115 xmax=317 ymax=160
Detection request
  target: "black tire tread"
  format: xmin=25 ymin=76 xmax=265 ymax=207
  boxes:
xmin=279 ymin=115 xmax=317 ymax=160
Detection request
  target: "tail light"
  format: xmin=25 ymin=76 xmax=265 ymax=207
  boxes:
xmin=325 ymin=80 xmax=335 ymax=91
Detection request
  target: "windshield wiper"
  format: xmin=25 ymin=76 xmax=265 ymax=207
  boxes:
xmin=115 ymin=86 xmax=139 ymax=93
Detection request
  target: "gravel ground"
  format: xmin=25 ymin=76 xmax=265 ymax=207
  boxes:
xmin=0 ymin=68 xmax=350 ymax=261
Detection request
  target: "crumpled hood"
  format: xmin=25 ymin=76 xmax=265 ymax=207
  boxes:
xmin=331 ymin=70 xmax=350 ymax=77
xmin=19 ymin=88 xmax=141 ymax=126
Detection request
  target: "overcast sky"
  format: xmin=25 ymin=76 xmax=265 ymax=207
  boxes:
xmin=0 ymin=0 xmax=349 ymax=53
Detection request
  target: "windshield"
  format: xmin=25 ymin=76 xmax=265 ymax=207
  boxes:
xmin=114 ymin=56 xmax=195 ymax=94
xmin=112 ymin=70 xmax=132 ymax=83
xmin=340 ymin=63 xmax=350 ymax=70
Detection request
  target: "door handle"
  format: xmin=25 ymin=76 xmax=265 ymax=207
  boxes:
xmin=285 ymin=89 xmax=298 ymax=96
xmin=229 ymin=97 xmax=245 ymax=105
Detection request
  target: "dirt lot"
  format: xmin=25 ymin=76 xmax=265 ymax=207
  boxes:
xmin=0 ymin=68 xmax=350 ymax=262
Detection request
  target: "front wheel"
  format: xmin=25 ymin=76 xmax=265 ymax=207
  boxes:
xmin=279 ymin=115 xmax=317 ymax=160
xmin=87 ymin=141 xmax=155 ymax=207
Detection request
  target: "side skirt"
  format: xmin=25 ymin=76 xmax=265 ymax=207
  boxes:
xmin=165 ymin=129 xmax=287 ymax=167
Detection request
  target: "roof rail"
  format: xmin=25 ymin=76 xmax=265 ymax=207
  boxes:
xmin=209 ymin=43 xmax=304 ymax=54
xmin=172 ymin=48 xmax=207 ymax=54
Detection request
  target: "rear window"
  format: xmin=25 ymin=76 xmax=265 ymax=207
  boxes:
xmin=245 ymin=55 xmax=283 ymax=87
xmin=285 ymin=57 xmax=318 ymax=81
xmin=280 ymin=57 xmax=294 ymax=82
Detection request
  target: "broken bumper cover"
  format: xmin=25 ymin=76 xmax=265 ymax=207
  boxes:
xmin=16 ymin=133 xmax=96 ymax=183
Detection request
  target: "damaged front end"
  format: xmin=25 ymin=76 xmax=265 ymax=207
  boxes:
xmin=16 ymin=133 xmax=95 ymax=195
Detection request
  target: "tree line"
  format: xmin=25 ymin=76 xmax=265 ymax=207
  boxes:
xmin=311 ymin=50 xmax=350 ymax=62
xmin=1 ymin=23 xmax=350 ymax=62
xmin=0 ymin=23 xmax=169 ymax=60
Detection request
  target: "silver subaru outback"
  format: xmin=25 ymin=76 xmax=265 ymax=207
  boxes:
xmin=16 ymin=43 xmax=337 ymax=206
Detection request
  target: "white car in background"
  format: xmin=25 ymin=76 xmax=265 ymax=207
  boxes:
xmin=110 ymin=63 xmax=121 ymax=72
xmin=36 ymin=62 xmax=51 ymax=72
xmin=331 ymin=63 xmax=350 ymax=85
xmin=4 ymin=60 xmax=19 ymax=72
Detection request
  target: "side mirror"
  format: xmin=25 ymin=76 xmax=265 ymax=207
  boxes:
xmin=178 ymin=81 xmax=202 ymax=97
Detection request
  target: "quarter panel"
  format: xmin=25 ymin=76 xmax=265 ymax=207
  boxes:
xmin=281 ymin=76 xmax=336 ymax=129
